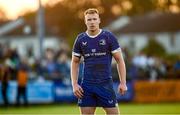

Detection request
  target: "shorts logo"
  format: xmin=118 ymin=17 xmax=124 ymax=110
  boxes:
xmin=78 ymin=99 xmax=82 ymax=104
xmin=82 ymin=42 xmax=87 ymax=46
xmin=108 ymin=100 xmax=113 ymax=104
xmin=99 ymin=39 xmax=106 ymax=45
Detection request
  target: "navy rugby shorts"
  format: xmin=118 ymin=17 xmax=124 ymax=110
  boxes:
xmin=78 ymin=80 xmax=117 ymax=107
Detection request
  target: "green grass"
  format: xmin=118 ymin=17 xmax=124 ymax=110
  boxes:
xmin=0 ymin=103 xmax=180 ymax=114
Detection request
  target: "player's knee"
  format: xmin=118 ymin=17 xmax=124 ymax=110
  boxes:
xmin=80 ymin=107 xmax=96 ymax=115
xmin=103 ymin=107 xmax=119 ymax=115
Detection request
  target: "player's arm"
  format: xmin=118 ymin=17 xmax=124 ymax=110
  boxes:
xmin=71 ymin=55 xmax=80 ymax=85
xmin=112 ymin=50 xmax=127 ymax=95
xmin=71 ymin=55 xmax=84 ymax=98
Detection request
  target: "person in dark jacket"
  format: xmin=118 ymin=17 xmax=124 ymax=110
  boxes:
xmin=0 ymin=64 xmax=10 ymax=107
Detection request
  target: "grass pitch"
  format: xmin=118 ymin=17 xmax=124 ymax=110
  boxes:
xmin=0 ymin=102 xmax=180 ymax=114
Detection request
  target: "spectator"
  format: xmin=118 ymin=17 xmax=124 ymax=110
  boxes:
xmin=174 ymin=55 xmax=180 ymax=78
xmin=0 ymin=63 xmax=10 ymax=107
xmin=42 ymin=48 xmax=58 ymax=80
xmin=174 ymin=55 xmax=180 ymax=70
xmin=56 ymin=51 xmax=70 ymax=85
xmin=16 ymin=57 xmax=29 ymax=106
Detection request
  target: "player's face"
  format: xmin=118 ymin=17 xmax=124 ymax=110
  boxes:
xmin=85 ymin=13 xmax=100 ymax=32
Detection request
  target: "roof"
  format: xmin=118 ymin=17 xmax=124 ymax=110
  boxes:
xmin=114 ymin=12 xmax=180 ymax=34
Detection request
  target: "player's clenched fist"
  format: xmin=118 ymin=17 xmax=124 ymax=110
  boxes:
xmin=72 ymin=83 xmax=84 ymax=98
xmin=118 ymin=83 xmax=128 ymax=95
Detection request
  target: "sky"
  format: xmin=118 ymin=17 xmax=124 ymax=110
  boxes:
xmin=0 ymin=0 xmax=62 ymax=20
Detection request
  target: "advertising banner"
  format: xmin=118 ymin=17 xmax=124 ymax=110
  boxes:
xmin=53 ymin=82 xmax=77 ymax=102
xmin=0 ymin=80 xmax=54 ymax=104
xmin=134 ymin=80 xmax=180 ymax=102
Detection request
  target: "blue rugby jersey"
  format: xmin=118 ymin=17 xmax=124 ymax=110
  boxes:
xmin=72 ymin=29 xmax=121 ymax=83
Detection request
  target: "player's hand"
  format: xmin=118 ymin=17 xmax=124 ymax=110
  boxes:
xmin=118 ymin=83 xmax=128 ymax=95
xmin=72 ymin=83 xmax=84 ymax=99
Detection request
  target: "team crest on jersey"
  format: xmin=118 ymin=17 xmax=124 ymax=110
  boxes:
xmin=99 ymin=39 xmax=106 ymax=45
xmin=82 ymin=41 xmax=87 ymax=46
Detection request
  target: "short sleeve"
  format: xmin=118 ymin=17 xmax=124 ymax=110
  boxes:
xmin=72 ymin=36 xmax=82 ymax=57
xmin=108 ymin=31 xmax=121 ymax=53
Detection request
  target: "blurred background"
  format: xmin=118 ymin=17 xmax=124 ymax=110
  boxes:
xmin=0 ymin=0 xmax=180 ymax=114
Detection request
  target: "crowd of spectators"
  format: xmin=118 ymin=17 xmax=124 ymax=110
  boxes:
xmin=0 ymin=43 xmax=71 ymax=85
xmin=0 ymin=43 xmax=179 ymax=85
xmin=112 ymin=48 xmax=180 ymax=82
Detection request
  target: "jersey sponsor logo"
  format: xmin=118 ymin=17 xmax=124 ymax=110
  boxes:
xmin=82 ymin=41 xmax=87 ymax=46
xmin=84 ymin=52 xmax=106 ymax=57
xmin=99 ymin=39 xmax=106 ymax=45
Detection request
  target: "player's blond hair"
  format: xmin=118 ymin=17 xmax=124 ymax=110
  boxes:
xmin=84 ymin=8 xmax=99 ymax=16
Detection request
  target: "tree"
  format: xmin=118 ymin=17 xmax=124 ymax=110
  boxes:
xmin=141 ymin=38 xmax=166 ymax=57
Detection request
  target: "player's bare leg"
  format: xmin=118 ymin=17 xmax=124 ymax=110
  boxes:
xmin=80 ymin=107 xmax=96 ymax=115
xmin=103 ymin=107 xmax=119 ymax=115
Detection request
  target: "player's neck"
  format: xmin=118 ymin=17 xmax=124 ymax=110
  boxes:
xmin=86 ymin=29 xmax=101 ymax=38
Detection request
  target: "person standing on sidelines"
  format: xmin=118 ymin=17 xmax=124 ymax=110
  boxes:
xmin=0 ymin=64 xmax=10 ymax=107
xmin=16 ymin=58 xmax=29 ymax=106
xmin=71 ymin=8 xmax=127 ymax=115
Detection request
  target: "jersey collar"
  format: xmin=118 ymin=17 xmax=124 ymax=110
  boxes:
xmin=86 ymin=29 xmax=102 ymax=38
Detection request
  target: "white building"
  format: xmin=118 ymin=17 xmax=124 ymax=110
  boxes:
xmin=107 ymin=12 xmax=180 ymax=55
xmin=0 ymin=36 xmax=61 ymax=58
xmin=0 ymin=18 xmax=63 ymax=58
